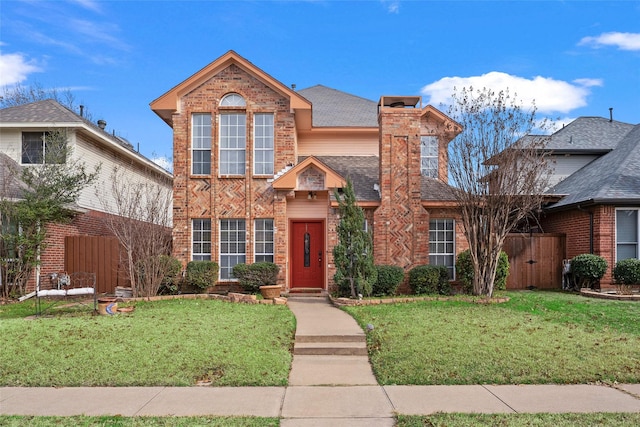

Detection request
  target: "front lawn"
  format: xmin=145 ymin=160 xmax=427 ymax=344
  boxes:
xmin=0 ymin=298 xmax=295 ymax=387
xmin=344 ymin=291 xmax=640 ymax=385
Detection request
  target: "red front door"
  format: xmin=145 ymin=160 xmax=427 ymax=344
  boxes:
xmin=290 ymin=220 xmax=325 ymax=289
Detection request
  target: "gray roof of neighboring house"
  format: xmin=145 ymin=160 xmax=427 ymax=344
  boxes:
xmin=0 ymin=152 xmax=26 ymax=199
xmin=0 ymin=99 xmax=84 ymax=123
xmin=543 ymin=117 xmax=634 ymax=153
xmin=297 ymin=85 xmax=379 ymax=127
xmin=546 ymin=124 xmax=640 ymax=209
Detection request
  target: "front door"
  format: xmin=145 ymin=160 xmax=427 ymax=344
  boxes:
xmin=290 ymin=220 xmax=325 ymax=289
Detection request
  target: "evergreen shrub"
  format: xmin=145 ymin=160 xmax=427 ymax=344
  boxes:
xmin=373 ymin=265 xmax=404 ymax=296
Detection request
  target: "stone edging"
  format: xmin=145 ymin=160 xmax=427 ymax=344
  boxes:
xmin=580 ymin=288 xmax=640 ymax=301
xmin=117 ymin=293 xmax=288 ymax=305
xmin=330 ymin=295 xmax=510 ymax=307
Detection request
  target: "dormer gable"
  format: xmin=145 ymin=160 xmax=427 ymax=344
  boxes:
xmin=271 ymin=156 xmax=346 ymax=191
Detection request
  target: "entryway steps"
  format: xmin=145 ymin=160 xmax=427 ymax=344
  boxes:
xmin=293 ymin=334 xmax=367 ymax=356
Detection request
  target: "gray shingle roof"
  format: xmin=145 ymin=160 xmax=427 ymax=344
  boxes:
xmin=544 ymin=117 xmax=634 ymax=152
xmin=0 ymin=99 xmax=83 ymax=123
xmin=546 ymin=124 xmax=640 ymax=209
xmin=297 ymin=85 xmax=378 ymax=127
xmin=306 ymin=156 xmax=380 ymax=201
xmin=0 ymin=153 xmax=26 ymax=199
xmin=421 ymin=177 xmax=456 ymax=201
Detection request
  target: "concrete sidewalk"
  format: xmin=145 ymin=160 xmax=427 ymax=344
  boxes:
xmin=2 ymin=295 xmax=639 ymax=424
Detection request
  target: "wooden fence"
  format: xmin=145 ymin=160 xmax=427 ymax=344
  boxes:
xmin=64 ymin=236 xmax=127 ymax=294
xmin=503 ymin=233 xmax=566 ymax=290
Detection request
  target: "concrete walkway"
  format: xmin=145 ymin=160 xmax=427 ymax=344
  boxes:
xmin=1 ymin=295 xmax=639 ymax=425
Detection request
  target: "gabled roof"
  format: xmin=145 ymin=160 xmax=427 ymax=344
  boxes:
xmin=0 ymin=99 xmax=83 ymax=124
xmin=546 ymin=124 xmax=640 ymax=210
xmin=151 ymin=50 xmax=311 ymax=127
xmin=0 ymin=100 xmax=172 ymax=179
xmin=272 ymin=156 xmax=347 ymax=191
xmin=312 ymin=156 xmax=380 ymax=201
xmin=544 ymin=117 xmax=634 ymax=153
xmin=297 ymin=85 xmax=379 ymax=127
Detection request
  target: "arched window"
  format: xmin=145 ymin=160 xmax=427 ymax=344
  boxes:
xmin=220 ymin=93 xmax=246 ymax=107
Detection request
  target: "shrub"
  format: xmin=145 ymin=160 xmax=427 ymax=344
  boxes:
xmin=373 ymin=265 xmax=404 ymax=296
xmin=408 ymin=265 xmax=450 ymax=295
xmin=613 ymin=258 xmax=640 ymax=294
xmin=570 ymin=254 xmax=608 ymax=289
xmin=233 ymin=262 xmax=280 ymax=293
xmin=186 ymin=260 xmax=219 ymax=290
xmin=456 ymin=250 xmax=510 ymax=294
xmin=157 ymin=255 xmax=183 ymax=295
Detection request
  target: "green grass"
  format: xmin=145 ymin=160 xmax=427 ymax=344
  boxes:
xmin=0 ymin=416 xmax=278 ymax=426
xmin=0 ymin=298 xmax=295 ymax=387
xmin=397 ymin=413 xmax=640 ymax=427
xmin=344 ymin=291 xmax=640 ymax=385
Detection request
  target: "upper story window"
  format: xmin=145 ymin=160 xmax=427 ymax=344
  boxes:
xmin=254 ymin=113 xmax=274 ymax=176
xmin=21 ymin=131 xmax=66 ymax=164
xmin=191 ymin=114 xmax=212 ymax=175
xmin=220 ymin=93 xmax=246 ymax=107
xmin=420 ymin=136 xmax=439 ymax=178
xmin=219 ymin=113 xmax=246 ymax=175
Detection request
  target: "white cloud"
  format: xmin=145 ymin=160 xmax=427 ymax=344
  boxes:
xmin=421 ymin=72 xmax=602 ymax=114
xmin=381 ymin=0 xmax=400 ymax=14
xmin=68 ymin=0 xmax=103 ymax=13
xmin=152 ymin=156 xmax=173 ymax=173
xmin=0 ymin=52 xmax=42 ymax=86
xmin=579 ymin=32 xmax=640 ymax=51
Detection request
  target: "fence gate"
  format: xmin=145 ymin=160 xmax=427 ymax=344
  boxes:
xmin=503 ymin=233 xmax=565 ymax=290
xmin=64 ymin=236 xmax=127 ymax=294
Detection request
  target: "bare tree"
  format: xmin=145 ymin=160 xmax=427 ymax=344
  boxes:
xmin=446 ymin=87 xmax=553 ymax=297
xmin=99 ymin=165 xmax=172 ymax=298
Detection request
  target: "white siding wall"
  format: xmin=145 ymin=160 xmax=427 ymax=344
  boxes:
xmin=548 ymin=154 xmax=599 ymax=186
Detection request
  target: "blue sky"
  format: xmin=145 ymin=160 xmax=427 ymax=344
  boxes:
xmin=1 ymin=0 xmax=639 ymax=170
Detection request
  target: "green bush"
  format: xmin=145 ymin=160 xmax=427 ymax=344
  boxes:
xmin=232 ymin=262 xmax=280 ymax=293
xmin=408 ymin=265 xmax=450 ymax=295
xmin=158 ymin=255 xmax=184 ymax=295
xmin=456 ymin=250 xmax=510 ymax=294
xmin=570 ymin=254 xmax=608 ymax=289
xmin=186 ymin=260 xmax=219 ymax=290
xmin=372 ymin=265 xmax=404 ymax=296
xmin=613 ymin=258 xmax=640 ymax=294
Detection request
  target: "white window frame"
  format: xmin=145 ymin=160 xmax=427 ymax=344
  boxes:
xmin=219 ymin=113 xmax=246 ymax=176
xmin=192 ymin=219 xmax=212 ymax=261
xmin=420 ymin=136 xmax=439 ymax=178
xmin=220 ymin=93 xmax=246 ymax=107
xmin=191 ymin=114 xmax=211 ymax=175
xmin=429 ymin=218 xmax=455 ymax=279
xmin=253 ymin=113 xmax=274 ymax=176
xmin=254 ymin=219 xmax=274 ymax=263
xmin=220 ymin=219 xmax=246 ymax=280
xmin=616 ymin=208 xmax=639 ymax=262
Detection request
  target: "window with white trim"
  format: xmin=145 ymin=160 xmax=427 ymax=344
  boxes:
xmin=21 ymin=131 xmax=66 ymax=164
xmin=220 ymin=93 xmax=246 ymax=107
xmin=219 ymin=113 xmax=246 ymax=175
xmin=429 ymin=218 xmax=455 ymax=279
xmin=191 ymin=114 xmax=211 ymax=175
xmin=421 ymin=136 xmax=439 ymax=178
xmin=220 ymin=219 xmax=246 ymax=280
xmin=616 ymin=209 xmax=639 ymax=261
xmin=254 ymin=219 xmax=274 ymax=263
xmin=192 ymin=219 xmax=212 ymax=261
xmin=254 ymin=113 xmax=274 ymax=175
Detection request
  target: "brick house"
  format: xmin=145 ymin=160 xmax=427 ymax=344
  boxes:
xmin=151 ymin=50 xmax=464 ymax=293
xmin=540 ymin=117 xmax=640 ymax=288
xmin=0 ymin=99 xmax=173 ymax=293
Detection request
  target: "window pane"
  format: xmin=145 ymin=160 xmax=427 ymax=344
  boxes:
xmin=192 ymin=219 xmax=212 ymax=261
xmin=429 ymin=219 xmax=455 ymax=279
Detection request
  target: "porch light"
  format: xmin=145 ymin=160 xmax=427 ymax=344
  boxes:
xmin=307 ymin=191 xmax=317 ymax=200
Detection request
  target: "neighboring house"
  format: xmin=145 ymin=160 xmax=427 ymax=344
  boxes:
xmin=540 ymin=116 xmax=639 ymax=288
xmin=0 ymin=99 xmax=173 ymax=292
xmin=151 ymin=50 xmax=465 ymax=293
